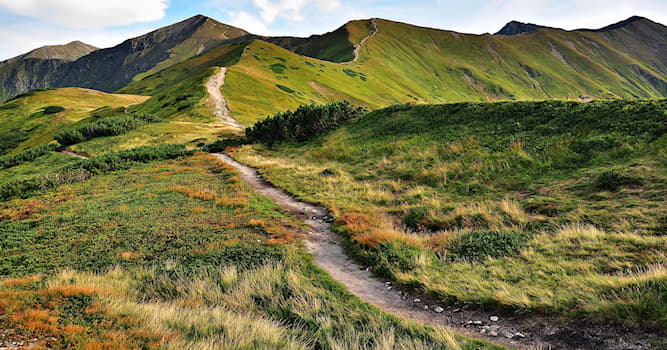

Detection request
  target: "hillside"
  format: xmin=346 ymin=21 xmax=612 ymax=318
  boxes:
xmin=232 ymin=99 xmax=667 ymax=345
xmin=0 ymin=15 xmax=248 ymax=101
xmin=139 ymin=16 xmax=666 ymax=124
xmin=0 ymin=88 xmax=148 ymax=155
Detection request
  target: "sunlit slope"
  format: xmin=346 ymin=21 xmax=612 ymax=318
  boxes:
xmin=0 ymin=88 xmax=148 ymax=154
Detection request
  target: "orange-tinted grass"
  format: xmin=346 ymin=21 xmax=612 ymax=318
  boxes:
xmin=2 ymin=275 xmax=41 ymax=288
xmin=337 ymin=211 xmax=424 ymax=248
xmin=171 ymin=186 xmax=216 ymax=201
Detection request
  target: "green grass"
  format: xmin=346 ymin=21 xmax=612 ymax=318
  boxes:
xmin=0 ymin=88 xmax=148 ymax=155
xmin=0 ymin=153 xmax=498 ymax=349
xmin=232 ymin=99 xmax=667 ymax=329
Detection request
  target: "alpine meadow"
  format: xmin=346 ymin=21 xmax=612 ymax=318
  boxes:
xmin=0 ymin=3 xmax=666 ymax=350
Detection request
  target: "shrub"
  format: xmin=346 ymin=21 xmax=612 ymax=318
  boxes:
xmin=0 ymin=144 xmax=191 ymax=200
xmin=448 ymin=230 xmax=529 ymax=261
xmin=246 ymin=101 xmax=367 ymax=145
xmin=201 ymin=138 xmax=249 ymax=153
xmin=43 ymin=106 xmax=65 ymax=114
xmin=593 ymin=170 xmax=643 ymax=192
xmin=0 ymin=144 xmax=59 ymax=168
xmin=55 ymin=114 xmax=164 ymax=146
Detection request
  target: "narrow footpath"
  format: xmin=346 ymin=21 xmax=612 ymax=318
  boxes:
xmin=204 ymin=67 xmax=244 ymax=129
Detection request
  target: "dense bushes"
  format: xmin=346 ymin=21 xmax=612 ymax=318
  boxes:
xmin=594 ymin=170 xmax=644 ymax=191
xmin=448 ymin=230 xmax=529 ymax=261
xmin=43 ymin=105 xmax=65 ymax=114
xmin=201 ymin=138 xmax=249 ymax=153
xmin=0 ymin=144 xmax=59 ymax=168
xmin=55 ymin=114 xmax=164 ymax=146
xmin=246 ymin=101 xmax=366 ymax=145
xmin=0 ymin=144 xmax=191 ymax=200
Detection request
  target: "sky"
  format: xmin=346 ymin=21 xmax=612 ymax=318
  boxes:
xmin=0 ymin=0 xmax=666 ymax=60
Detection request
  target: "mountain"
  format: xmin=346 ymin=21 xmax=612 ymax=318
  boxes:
xmin=118 ymin=16 xmax=667 ymax=124
xmin=0 ymin=15 xmax=248 ymax=101
xmin=494 ymin=21 xmax=556 ymax=35
xmin=2 ymin=15 xmax=667 ymax=112
xmin=7 ymin=41 xmax=98 ymax=62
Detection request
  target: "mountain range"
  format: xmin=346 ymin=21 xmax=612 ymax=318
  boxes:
xmin=1 ymin=14 xmax=666 ymax=118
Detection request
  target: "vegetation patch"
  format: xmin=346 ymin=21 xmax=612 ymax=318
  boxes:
xmin=0 ymin=144 xmax=59 ymax=169
xmin=246 ymin=101 xmax=366 ymax=145
xmin=275 ymin=84 xmax=296 ymax=94
xmin=447 ymin=230 xmax=529 ymax=261
xmin=269 ymin=63 xmax=287 ymax=74
xmin=43 ymin=105 xmax=65 ymax=114
xmin=55 ymin=114 xmax=164 ymax=146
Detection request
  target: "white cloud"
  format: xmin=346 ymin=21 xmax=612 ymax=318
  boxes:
xmin=228 ymin=11 xmax=270 ymax=35
xmin=252 ymin=0 xmax=341 ymax=23
xmin=0 ymin=0 xmax=169 ymax=28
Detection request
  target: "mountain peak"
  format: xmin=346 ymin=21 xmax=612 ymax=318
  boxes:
xmin=14 ymin=41 xmax=98 ymax=62
xmin=589 ymin=15 xmax=653 ymax=32
xmin=494 ymin=21 xmax=556 ymax=35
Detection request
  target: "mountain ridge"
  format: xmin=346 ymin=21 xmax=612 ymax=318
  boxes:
xmin=1 ymin=14 xmax=666 ymax=103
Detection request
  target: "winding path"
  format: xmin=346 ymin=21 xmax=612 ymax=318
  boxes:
xmin=353 ymin=19 xmax=378 ymax=62
xmin=205 ymin=68 xmax=244 ymax=129
xmin=213 ymin=153 xmax=533 ymax=349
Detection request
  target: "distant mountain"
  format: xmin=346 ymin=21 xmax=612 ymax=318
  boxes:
xmin=0 ymin=15 xmax=248 ymax=101
xmin=495 ymin=21 xmax=556 ymax=35
xmin=8 ymin=41 xmax=98 ymax=62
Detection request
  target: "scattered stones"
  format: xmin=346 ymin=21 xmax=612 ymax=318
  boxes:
xmin=433 ymin=306 xmax=444 ymax=313
xmin=490 ymin=316 xmax=499 ymax=322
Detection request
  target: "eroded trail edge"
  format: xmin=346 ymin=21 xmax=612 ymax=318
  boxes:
xmin=205 ymin=67 xmax=243 ymax=129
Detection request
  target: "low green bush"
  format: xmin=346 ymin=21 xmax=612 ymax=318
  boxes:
xmin=0 ymin=144 xmax=191 ymax=200
xmin=0 ymin=144 xmax=59 ymax=168
xmin=593 ymin=170 xmax=643 ymax=191
xmin=55 ymin=114 xmax=164 ymax=146
xmin=449 ymin=230 xmax=529 ymax=261
xmin=246 ymin=101 xmax=367 ymax=145
xmin=43 ymin=105 xmax=65 ymax=114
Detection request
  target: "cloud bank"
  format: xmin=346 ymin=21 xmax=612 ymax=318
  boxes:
xmin=0 ymin=0 xmax=169 ymax=28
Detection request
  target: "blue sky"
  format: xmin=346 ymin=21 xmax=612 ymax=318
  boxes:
xmin=0 ymin=0 xmax=666 ymax=60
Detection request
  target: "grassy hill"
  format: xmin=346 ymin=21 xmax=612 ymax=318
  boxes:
xmin=0 ymin=88 xmax=148 ymax=155
xmin=232 ymin=99 xmax=667 ymax=331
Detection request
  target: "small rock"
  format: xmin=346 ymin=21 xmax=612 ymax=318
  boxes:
xmin=433 ymin=306 xmax=444 ymax=313
xmin=384 ymin=281 xmax=392 ymax=285
xmin=311 ymin=209 xmax=318 ymax=214
xmin=452 ymin=308 xmax=461 ymax=313
xmin=489 ymin=330 xmax=499 ymax=337
xmin=387 ymin=286 xmax=392 ymax=290
xmin=500 ymin=330 xmax=514 ymax=339
xmin=413 ymin=298 xmax=421 ymax=303
xmin=472 ymin=321 xmax=483 ymax=325
xmin=514 ymin=332 xmax=527 ymax=339
xmin=489 ymin=316 xmax=499 ymax=322
xmin=422 ymin=305 xmax=429 ymax=310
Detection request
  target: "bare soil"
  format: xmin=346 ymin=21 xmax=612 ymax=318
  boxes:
xmin=204 ymin=67 xmax=243 ymax=129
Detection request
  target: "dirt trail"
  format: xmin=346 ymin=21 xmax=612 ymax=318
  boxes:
xmin=205 ymin=68 xmax=243 ymax=129
xmin=353 ymin=19 xmax=378 ymax=62
xmin=214 ymin=153 xmax=541 ymax=349
xmin=58 ymin=150 xmax=89 ymax=159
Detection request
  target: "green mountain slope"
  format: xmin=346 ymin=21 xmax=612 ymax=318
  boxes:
xmin=146 ymin=16 xmax=663 ymax=124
